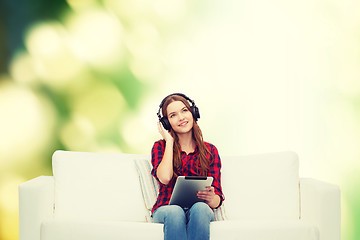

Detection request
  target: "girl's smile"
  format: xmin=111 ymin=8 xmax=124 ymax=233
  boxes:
xmin=179 ymin=121 xmax=188 ymax=127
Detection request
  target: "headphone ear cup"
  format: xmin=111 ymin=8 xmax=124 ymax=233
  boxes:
xmin=191 ymin=106 xmax=200 ymax=121
xmin=160 ymin=117 xmax=171 ymax=131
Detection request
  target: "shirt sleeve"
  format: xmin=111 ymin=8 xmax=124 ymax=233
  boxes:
xmin=151 ymin=140 xmax=166 ymax=182
xmin=208 ymin=144 xmax=225 ymax=202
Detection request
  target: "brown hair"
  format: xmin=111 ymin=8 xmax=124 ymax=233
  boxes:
xmin=161 ymin=94 xmax=211 ymax=176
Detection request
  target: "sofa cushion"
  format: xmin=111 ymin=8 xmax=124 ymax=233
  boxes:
xmin=221 ymin=151 xmax=299 ymax=220
xmin=52 ymin=150 xmax=149 ymax=221
xmin=134 ymin=159 xmax=160 ymax=212
xmin=210 ymin=220 xmax=319 ymax=240
xmin=41 ymin=219 xmax=164 ymax=240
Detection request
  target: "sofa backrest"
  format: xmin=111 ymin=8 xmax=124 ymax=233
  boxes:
xmin=52 ymin=150 xmax=149 ymax=222
xmin=52 ymin=150 xmax=300 ymax=222
xmin=221 ymin=151 xmax=300 ymax=220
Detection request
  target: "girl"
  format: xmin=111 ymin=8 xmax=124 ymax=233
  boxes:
xmin=151 ymin=93 xmax=224 ymax=240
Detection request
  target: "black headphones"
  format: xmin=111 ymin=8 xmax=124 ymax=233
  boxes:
xmin=157 ymin=93 xmax=200 ymax=131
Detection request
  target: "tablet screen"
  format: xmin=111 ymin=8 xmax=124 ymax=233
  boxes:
xmin=169 ymin=176 xmax=213 ymax=208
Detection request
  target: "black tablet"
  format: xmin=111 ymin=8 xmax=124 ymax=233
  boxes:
xmin=169 ymin=176 xmax=214 ymax=208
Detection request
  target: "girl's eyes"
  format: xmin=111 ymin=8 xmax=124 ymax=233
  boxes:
xmin=169 ymin=108 xmax=188 ymax=118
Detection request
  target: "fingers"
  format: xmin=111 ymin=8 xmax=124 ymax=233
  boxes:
xmin=197 ymin=187 xmax=215 ymax=202
xmin=206 ymin=186 xmax=214 ymax=192
xmin=197 ymin=192 xmax=213 ymax=202
xmin=157 ymin=122 xmax=166 ymax=137
xmin=157 ymin=122 xmax=174 ymax=142
xmin=157 ymin=122 xmax=163 ymax=135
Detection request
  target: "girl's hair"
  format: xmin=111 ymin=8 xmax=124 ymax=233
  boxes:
xmin=161 ymin=94 xmax=211 ymax=176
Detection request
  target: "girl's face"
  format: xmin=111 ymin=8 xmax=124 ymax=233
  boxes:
xmin=166 ymin=100 xmax=194 ymax=134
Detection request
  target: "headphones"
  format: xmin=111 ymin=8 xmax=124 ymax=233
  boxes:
xmin=157 ymin=93 xmax=200 ymax=131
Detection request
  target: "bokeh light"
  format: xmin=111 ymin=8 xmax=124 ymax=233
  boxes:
xmin=0 ymin=81 xmax=56 ymax=168
xmin=9 ymin=52 xmax=38 ymax=85
xmin=25 ymin=22 xmax=85 ymax=86
xmin=65 ymin=9 xmax=124 ymax=71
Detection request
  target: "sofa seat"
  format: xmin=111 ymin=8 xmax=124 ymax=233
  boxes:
xmin=41 ymin=219 xmax=164 ymax=240
xmin=41 ymin=219 xmax=318 ymax=240
xmin=210 ymin=220 xmax=319 ymax=240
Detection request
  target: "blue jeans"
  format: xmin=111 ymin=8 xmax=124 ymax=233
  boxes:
xmin=152 ymin=202 xmax=215 ymax=240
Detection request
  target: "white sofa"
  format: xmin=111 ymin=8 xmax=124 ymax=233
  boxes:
xmin=19 ymin=150 xmax=341 ymax=240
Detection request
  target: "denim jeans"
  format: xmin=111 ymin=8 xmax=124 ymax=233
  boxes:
xmin=152 ymin=202 xmax=215 ymax=240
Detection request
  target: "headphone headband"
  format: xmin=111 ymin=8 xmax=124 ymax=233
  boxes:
xmin=158 ymin=93 xmax=195 ymax=109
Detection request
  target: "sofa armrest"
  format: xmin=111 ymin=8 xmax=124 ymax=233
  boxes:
xmin=19 ymin=176 xmax=55 ymax=240
xmin=299 ymin=178 xmax=341 ymax=240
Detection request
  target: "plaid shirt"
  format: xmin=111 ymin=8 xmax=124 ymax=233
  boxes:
xmin=151 ymin=140 xmax=224 ymax=214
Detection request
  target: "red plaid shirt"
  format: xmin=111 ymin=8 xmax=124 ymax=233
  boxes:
xmin=151 ymin=140 xmax=224 ymax=214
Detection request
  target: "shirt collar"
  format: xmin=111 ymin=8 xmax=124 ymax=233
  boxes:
xmin=180 ymin=144 xmax=199 ymax=155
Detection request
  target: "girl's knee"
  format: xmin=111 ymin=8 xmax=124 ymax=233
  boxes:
xmin=191 ymin=202 xmax=212 ymax=213
xmin=164 ymin=205 xmax=186 ymax=221
xmin=152 ymin=205 xmax=186 ymax=224
xmin=189 ymin=202 xmax=214 ymax=221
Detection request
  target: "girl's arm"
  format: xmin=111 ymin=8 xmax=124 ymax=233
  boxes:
xmin=156 ymin=122 xmax=175 ymax=185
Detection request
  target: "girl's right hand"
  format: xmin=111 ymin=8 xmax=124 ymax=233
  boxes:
xmin=157 ymin=122 xmax=174 ymax=143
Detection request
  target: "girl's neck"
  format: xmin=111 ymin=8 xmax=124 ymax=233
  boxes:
xmin=177 ymin=132 xmax=195 ymax=153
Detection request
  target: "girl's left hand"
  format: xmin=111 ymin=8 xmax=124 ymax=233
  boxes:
xmin=197 ymin=186 xmax=215 ymax=203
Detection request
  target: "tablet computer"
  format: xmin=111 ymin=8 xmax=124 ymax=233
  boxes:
xmin=169 ymin=176 xmax=213 ymax=208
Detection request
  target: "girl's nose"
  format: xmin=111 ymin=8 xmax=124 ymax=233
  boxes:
xmin=178 ymin=113 xmax=185 ymax=120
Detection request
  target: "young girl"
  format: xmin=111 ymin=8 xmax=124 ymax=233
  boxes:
xmin=151 ymin=93 xmax=224 ymax=240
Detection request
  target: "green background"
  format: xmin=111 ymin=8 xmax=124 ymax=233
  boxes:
xmin=0 ymin=0 xmax=359 ymax=239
